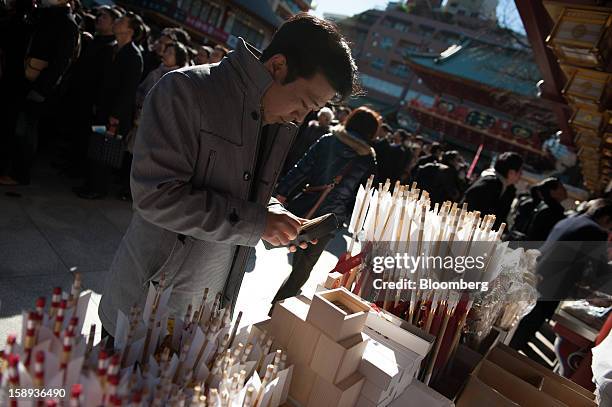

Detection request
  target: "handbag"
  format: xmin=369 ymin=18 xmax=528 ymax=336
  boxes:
xmin=88 ymin=126 xmax=125 ymax=169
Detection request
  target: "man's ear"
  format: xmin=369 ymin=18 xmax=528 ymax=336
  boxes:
xmin=263 ymin=54 xmax=288 ymax=83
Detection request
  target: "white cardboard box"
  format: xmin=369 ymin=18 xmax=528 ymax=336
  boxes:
xmin=361 ymin=380 xmax=393 ymax=404
xmin=310 ymin=332 xmax=369 ymax=384
xmin=365 ymin=310 xmax=434 ymax=358
xmin=307 ymin=372 xmax=365 ymax=407
xmin=286 ymin=319 xmax=321 ymax=366
xmin=388 ymin=380 xmax=454 ymax=407
xmin=359 ymin=336 xmax=402 ymax=390
xmin=306 ymin=288 xmax=370 ymax=342
xmin=289 ymin=362 xmax=318 ymax=407
xmin=268 ymin=296 xmax=311 ymax=350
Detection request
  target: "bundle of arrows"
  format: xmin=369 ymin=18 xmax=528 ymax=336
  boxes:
xmin=0 ymin=274 xmax=292 ymax=407
xmin=332 ymin=175 xmax=532 ymax=384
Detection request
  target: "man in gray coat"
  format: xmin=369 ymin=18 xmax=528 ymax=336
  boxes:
xmin=99 ymin=14 xmax=359 ymax=336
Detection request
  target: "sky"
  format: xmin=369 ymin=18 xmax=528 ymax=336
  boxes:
xmin=311 ymin=0 xmax=526 ymax=34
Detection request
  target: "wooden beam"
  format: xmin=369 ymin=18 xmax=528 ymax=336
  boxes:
xmin=515 ymin=0 xmax=575 ymax=146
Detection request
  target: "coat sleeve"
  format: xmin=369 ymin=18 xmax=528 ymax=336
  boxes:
xmin=30 ymin=23 xmax=78 ymax=98
xmin=131 ymin=71 xmax=266 ymax=247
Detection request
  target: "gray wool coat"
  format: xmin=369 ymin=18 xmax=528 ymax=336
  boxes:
xmin=99 ymin=39 xmax=298 ymax=335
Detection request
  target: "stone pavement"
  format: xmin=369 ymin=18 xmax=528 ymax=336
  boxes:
xmin=0 ymin=159 xmax=353 ymax=345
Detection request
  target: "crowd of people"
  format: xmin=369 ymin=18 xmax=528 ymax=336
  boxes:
xmin=1 ymin=3 xmax=610 ymax=381
xmin=279 ymin=104 xmax=568 ymax=242
xmin=0 ymin=1 xmax=227 ymax=199
xmin=0 ymin=0 xmax=576 ymax=244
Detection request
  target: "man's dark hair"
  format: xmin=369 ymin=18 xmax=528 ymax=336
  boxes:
xmin=199 ymin=45 xmax=213 ymax=58
xmin=586 ymin=199 xmax=612 ymax=220
xmin=261 ymin=13 xmax=359 ymax=102
xmin=112 ymin=5 xmax=126 ymax=15
xmin=537 ymin=177 xmax=562 ymax=201
xmin=430 ymin=142 xmax=442 ymax=156
xmin=345 ymin=106 xmax=381 ymax=141
xmin=380 ymin=123 xmax=393 ymax=134
xmin=97 ymin=5 xmax=121 ymax=20
xmin=214 ymin=45 xmax=229 ymax=57
xmin=171 ymin=27 xmax=191 ymax=45
xmin=168 ymin=42 xmax=190 ymax=67
xmin=494 ymin=152 xmax=523 ymax=177
xmin=395 ymin=129 xmax=409 ymax=142
xmin=442 ymin=150 xmax=461 ymax=166
xmin=124 ymin=11 xmax=144 ymax=42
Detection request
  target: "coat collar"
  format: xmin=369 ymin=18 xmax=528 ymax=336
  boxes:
xmin=332 ymin=126 xmax=376 ymax=157
xmin=226 ymin=38 xmax=273 ymax=103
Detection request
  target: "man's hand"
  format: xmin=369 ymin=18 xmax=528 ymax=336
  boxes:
xmin=262 ymin=206 xmax=301 ymax=247
xmin=275 ymin=194 xmax=287 ymax=204
xmin=262 ymin=208 xmax=319 ymax=251
xmin=288 ymin=216 xmax=318 ymax=252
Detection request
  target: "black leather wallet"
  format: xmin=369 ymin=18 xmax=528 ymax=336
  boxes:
xmin=262 ymin=213 xmax=339 ymax=249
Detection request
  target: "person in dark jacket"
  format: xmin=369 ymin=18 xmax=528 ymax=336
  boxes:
xmin=415 ymin=142 xmax=442 ymax=168
xmin=527 ymin=178 xmax=567 ymax=241
xmin=0 ymin=0 xmax=79 ymax=185
xmin=386 ymin=129 xmax=412 ymax=184
xmin=510 ymin=199 xmax=612 ymax=353
xmin=75 ymin=12 xmax=143 ymax=199
xmin=462 ymin=152 xmax=523 ymax=230
xmin=416 ymin=150 xmax=466 ymax=205
xmin=508 ymin=185 xmax=543 ymax=239
xmin=373 ymin=123 xmax=394 ymax=184
xmin=272 ymin=106 xmax=379 ymax=304
xmin=282 ymin=106 xmax=334 ymax=174
xmin=62 ymin=5 xmax=119 ymax=176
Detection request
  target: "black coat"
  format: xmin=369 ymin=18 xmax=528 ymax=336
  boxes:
xmin=536 ymin=215 xmax=610 ymax=299
xmin=283 ymin=121 xmax=330 ymax=174
xmin=415 ymin=162 xmax=461 ymax=205
xmin=461 ymin=172 xmax=516 ymax=230
xmin=26 ymin=6 xmax=80 ymax=98
xmin=527 ymin=200 xmax=566 ymax=241
xmin=95 ymin=41 xmax=143 ymax=135
xmin=276 ymin=128 xmax=377 ymax=224
xmin=65 ymin=34 xmax=115 ymax=107
xmin=373 ymin=139 xmax=393 ymax=184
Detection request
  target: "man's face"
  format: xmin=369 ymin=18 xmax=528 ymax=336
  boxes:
xmin=318 ymin=113 xmax=331 ymax=127
xmin=154 ymin=35 xmax=173 ymax=56
xmin=392 ymin=132 xmax=402 ymax=144
xmin=507 ymin=167 xmax=523 ymax=185
xmin=195 ymin=48 xmax=209 ymax=65
xmin=552 ymin=184 xmax=568 ymax=202
xmin=210 ymin=49 xmax=225 ymax=63
xmin=112 ymin=17 xmax=132 ymax=40
xmin=95 ymin=11 xmax=114 ymax=34
xmin=261 ymin=54 xmax=336 ymax=125
xmin=162 ymin=45 xmax=177 ymax=67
